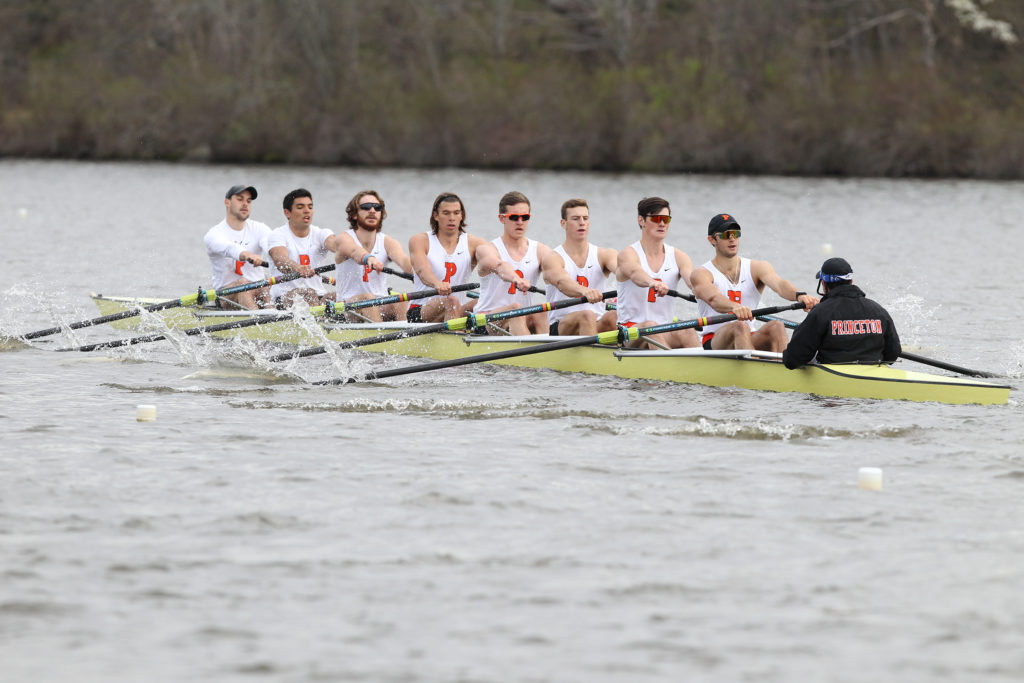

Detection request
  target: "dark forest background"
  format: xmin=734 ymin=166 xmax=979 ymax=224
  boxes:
xmin=1 ymin=0 xmax=1022 ymax=178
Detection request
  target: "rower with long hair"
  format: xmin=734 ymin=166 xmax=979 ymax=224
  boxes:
xmin=407 ymin=192 xmax=526 ymax=323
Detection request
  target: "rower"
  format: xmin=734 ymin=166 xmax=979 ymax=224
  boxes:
xmin=691 ymin=213 xmax=818 ymax=352
xmin=783 ymin=257 xmax=901 ymax=368
xmin=266 ymin=188 xmax=341 ymax=307
xmin=407 ymin=192 xmax=526 ymax=323
xmin=541 ymin=198 xmax=618 ymax=335
xmin=333 ymin=190 xmax=409 ymax=322
xmin=474 ymin=191 xmax=550 ymax=335
xmin=615 ymin=196 xmax=701 ymax=349
xmin=203 ymin=184 xmax=271 ymax=309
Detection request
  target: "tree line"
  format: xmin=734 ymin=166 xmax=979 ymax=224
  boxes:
xmin=1 ymin=0 xmax=1021 ymax=178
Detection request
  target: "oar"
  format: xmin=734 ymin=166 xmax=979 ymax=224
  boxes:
xmin=382 ymin=266 xmax=414 ymax=281
xmin=667 ymin=289 xmax=696 ymax=303
xmin=61 ymin=283 xmax=479 ymax=352
xmin=758 ymin=314 xmax=1001 ymax=378
xmin=271 ymin=291 xmax=617 ymax=362
xmin=20 ymin=264 xmax=338 ymax=340
xmin=316 ymin=302 xmax=805 ymax=384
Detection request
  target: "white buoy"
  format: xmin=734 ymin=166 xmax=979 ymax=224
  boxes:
xmin=136 ymin=404 xmax=157 ymax=422
xmin=858 ymin=467 xmax=883 ymax=491
xmin=821 ymin=243 xmax=833 ymax=255
xmin=17 ymin=208 xmax=28 ymax=218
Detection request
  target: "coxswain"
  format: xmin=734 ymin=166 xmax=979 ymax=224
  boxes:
xmin=783 ymin=257 xmax=901 ymax=368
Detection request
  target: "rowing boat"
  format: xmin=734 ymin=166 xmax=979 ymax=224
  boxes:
xmin=88 ymin=293 xmax=1011 ymax=405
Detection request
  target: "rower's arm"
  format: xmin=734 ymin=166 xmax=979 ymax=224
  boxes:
xmin=615 ymin=246 xmax=645 ymax=286
xmin=477 ymin=241 xmax=528 ymax=290
xmin=384 ymin=235 xmax=413 ymax=274
xmin=204 ymin=230 xmax=243 ymax=261
xmin=409 ymin=233 xmax=441 ymax=288
xmin=269 ymin=245 xmax=308 ymax=276
xmin=691 ymin=267 xmax=741 ymax=314
xmin=752 ymin=260 xmax=818 ymax=310
xmin=334 ymin=232 xmax=383 ymax=272
xmin=541 ymin=250 xmax=579 ymax=294
xmin=474 ymin=240 xmax=502 ymax=277
xmin=674 ymin=248 xmax=696 ymax=291
xmin=323 ymin=233 xmax=340 ymax=254
xmin=333 ymin=232 xmax=359 ymax=264
xmin=598 ymin=247 xmax=618 ymax=278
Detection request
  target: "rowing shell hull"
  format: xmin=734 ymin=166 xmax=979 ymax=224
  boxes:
xmin=90 ymin=294 xmax=1011 ymax=405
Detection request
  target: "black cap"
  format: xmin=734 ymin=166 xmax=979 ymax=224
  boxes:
xmin=708 ymin=213 xmax=740 ymax=235
xmin=226 ymin=184 xmax=258 ymax=200
xmin=816 ymin=257 xmax=853 ymax=283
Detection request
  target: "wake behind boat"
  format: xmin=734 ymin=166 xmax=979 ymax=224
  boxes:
xmin=86 ymin=293 xmax=1011 ymax=405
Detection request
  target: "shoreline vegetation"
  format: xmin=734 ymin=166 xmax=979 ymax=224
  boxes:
xmin=1 ymin=0 xmax=1022 ymax=179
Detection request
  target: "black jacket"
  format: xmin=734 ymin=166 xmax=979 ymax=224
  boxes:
xmin=782 ymin=284 xmax=901 ymax=368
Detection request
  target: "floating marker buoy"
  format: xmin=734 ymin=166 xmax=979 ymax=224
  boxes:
xmin=136 ymin=404 xmax=157 ymax=422
xmin=858 ymin=467 xmax=883 ymax=491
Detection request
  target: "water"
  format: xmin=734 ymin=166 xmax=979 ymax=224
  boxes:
xmin=1 ymin=160 xmax=1023 ymax=682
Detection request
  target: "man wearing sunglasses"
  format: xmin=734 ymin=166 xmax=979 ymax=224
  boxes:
xmin=692 ymin=213 xmax=818 ymax=352
xmin=616 ymin=196 xmax=701 ymax=349
xmin=333 ymin=190 xmax=411 ymax=322
xmin=542 ymin=198 xmax=618 ymax=335
xmin=783 ymin=258 xmax=901 ymax=368
xmin=474 ymin=191 xmax=549 ymax=335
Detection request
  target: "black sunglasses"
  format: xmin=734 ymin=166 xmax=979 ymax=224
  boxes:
xmin=359 ymin=202 xmax=383 ymax=211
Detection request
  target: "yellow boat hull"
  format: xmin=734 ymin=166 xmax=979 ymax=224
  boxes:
xmin=89 ymin=294 xmax=1011 ymax=405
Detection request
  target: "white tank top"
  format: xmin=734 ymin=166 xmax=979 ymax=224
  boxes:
xmin=695 ymin=257 xmax=762 ymax=337
xmin=476 ymin=237 xmax=541 ymax=312
xmin=411 ymin=232 xmax=473 ymax=304
xmin=335 ymin=229 xmax=390 ymax=299
xmin=267 ymin=224 xmax=334 ymax=299
xmin=616 ymin=241 xmax=681 ymax=325
xmin=546 ymin=244 xmax=607 ymax=324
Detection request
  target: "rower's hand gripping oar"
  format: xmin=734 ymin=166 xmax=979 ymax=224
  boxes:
xmin=271 ymin=290 xmax=616 ymax=362
xmin=317 ymin=302 xmax=806 ymax=384
xmin=59 ymin=283 xmax=479 ymax=352
xmin=758 ymin=314 xmax=1002 ymax=378
xmin=19 ymin=263 xmax=338 ymax=340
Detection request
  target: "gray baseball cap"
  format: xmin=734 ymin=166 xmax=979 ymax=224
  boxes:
xmin=226 ymin=184 xmax=258 ymax=200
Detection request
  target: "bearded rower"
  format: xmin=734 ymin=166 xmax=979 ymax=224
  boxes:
xmin=333 ymin=190 xmax=411 ymax=322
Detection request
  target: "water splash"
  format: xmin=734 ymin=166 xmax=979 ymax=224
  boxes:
xmin=883 ymin=288 xmax=937 ymax=351
xmin=0 ymin=283 xmax=85 ymax=346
